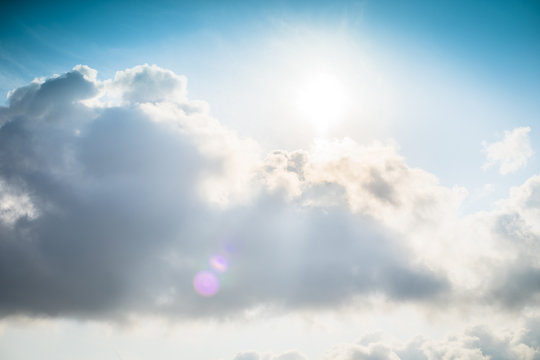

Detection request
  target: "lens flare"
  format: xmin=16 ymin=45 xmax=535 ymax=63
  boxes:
xmin=210 ymin=255 xmax=228 ymax=272
xmin=193 ymin=271 xmax=219 ymax=297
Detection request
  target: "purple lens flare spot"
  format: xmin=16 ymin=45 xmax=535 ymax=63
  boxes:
xmin=209 ymin=255 xmax=228 ymax=273
xmin=193 ymin=271 xmax=219 ymax=297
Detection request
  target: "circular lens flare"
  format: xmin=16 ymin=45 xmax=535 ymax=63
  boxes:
xmin=210 ymin=255 xmax=228 ymax=273
xmin=193 ymin=271 xmax=219 ymax=297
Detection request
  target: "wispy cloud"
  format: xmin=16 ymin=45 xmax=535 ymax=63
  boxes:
xmin=482 ymin=127 xmax=533 ymax=175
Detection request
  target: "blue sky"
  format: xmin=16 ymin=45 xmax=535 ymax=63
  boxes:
xmin=1 ymin=1 xmax=540 ymax=359
xmin=2 ymin=0 xmax=539 ymax=90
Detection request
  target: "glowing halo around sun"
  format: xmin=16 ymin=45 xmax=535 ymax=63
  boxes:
xmin=296 ymin=72 xmax=349 ymax=134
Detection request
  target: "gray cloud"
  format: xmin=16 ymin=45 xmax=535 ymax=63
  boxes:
xmin=0 ymin=64 xmax=489 ymax=321
xmin=488 ymin=266 xmax=540 ymax=309
xmin=483 ymin=176 xmax=540 ymax=309
xmin=233 ymin=352 xmax=262 ymax=360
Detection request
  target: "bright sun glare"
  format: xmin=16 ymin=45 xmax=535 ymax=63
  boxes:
xmin=297 ymin=72 xmax=348 ymax=134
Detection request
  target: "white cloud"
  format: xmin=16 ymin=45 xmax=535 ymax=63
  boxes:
xmin=0 ymin=179 xmax=38 ymax=226
xmin=113 ymin=64 xmax=188 ymax=104
xmin=482 ymin=127 xmax=533 ymax=175
xmin=321 ymin=322 xmax=540 ymax=360
xmin=232 ymin=351 xmax=307 ymax=360
xmin=0 ymin=65 xmax=539 ymax=326
xmin=0 ymin=65 xmax=451 ymax=318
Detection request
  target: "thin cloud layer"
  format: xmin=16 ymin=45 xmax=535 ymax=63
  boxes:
xmin=0 ymin=65 xmax=538 ymax=322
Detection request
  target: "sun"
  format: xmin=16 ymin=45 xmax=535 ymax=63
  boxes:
xmin=296 ymin=72 xmax=348 ymax=134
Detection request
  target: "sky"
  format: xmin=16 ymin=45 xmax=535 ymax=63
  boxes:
xmin=0 ymin=1 xmax=539 ymax=359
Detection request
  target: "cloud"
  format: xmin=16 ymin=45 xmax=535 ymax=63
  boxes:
xmin=112 ymin=64 xmax=188 ymax=104
xmin=482 ymin=127 xmax=533 ymax=174
xmin=231 ymin=318 xmax=540 ymax=360
xmin=232 ymin=351 xmax=307 ymax=360
xmin=233 ymin=352 xmax=262 ymax=360
xmin=0 ymin=65 xmax=455 ymax=319
xmin=0 ymin=64 xmax=250 ymax=318
xmin=321 ymin=322 xmax=540 ymax=360
xmin=0 ymin=64 xmax=538 ymax=322
xmin=482 ymin=175 xmax=540 ymax=308
xmin=0 ymin=178 xmax=38 ymax=226
xmin=324 ymin=342 xmax=401 ymax=360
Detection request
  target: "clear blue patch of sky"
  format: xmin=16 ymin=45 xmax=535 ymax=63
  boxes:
xmin=2 ymin=0 xmax=539 ymax=88
xmin=363 ymin=0 xmax=540 ymax=98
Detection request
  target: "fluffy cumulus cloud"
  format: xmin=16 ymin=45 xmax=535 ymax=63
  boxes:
xmin=482 ymin=127 xmax=533 ymax=174
xmin=231 ymin=319 xmax=540 ymax=360
xmin=485 ymin=175 xmax=540 ymax=308
xmin=320 ymin=321 xmax=540 ymax=360
xmin=0 ymin=65 xmax=539 ymax=331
